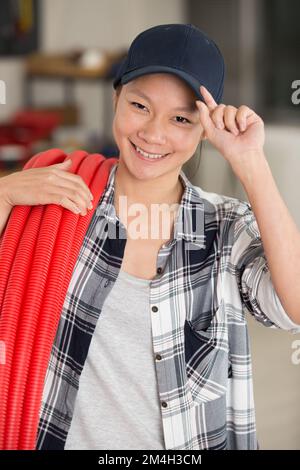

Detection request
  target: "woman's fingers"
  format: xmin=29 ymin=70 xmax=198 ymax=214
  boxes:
xmin=1 ymin=163 xmax=94 ymax=216
xmin=199 ymin=85 xmax=217 ymax=110
xmin=210 ymin=104 xmax=226 ymax=129
xmin=51 ymin=163 xmax=93 ymax=201
xmin=47 ymin=191 xmax=91 ymax=215
xmin=223 ymin=105 xmax=240 ymax=136
xmin=44 ymin=162 xmax=93 ymax=215
xmin=209 ymin=104 xmax=253 ymax=135
xmin=45 ymin=180 xmax=93 ymax=215
xmin=200 ymin=85 xmax=250 ymax=136
xmin=50 ymin=171 xmax=92 ymax=203
xmin=206 ymin=103 xmax=239 ymax=135
xmin=235 ymin=105 xmax=252 ymax=132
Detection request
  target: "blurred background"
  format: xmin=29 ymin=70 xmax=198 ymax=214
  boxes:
xmin=0 ymin=0 xmax=299 ymax=449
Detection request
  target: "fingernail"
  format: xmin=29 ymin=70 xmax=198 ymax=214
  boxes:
xmin=88 ymin=201 xmax=93 ymax=210
xmin=90 ymin=192 xmax=94 ymax=200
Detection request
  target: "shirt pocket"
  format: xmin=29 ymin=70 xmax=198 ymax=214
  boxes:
xmin=184 ymin=302 xmax=230 ymax=405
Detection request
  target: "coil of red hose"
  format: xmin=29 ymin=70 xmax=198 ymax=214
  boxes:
xmin=0 ymin=149 xmax=118 ymax=449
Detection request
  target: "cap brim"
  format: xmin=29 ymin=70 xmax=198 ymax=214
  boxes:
xmin=120 ymin=65 xmax=205 ymax=101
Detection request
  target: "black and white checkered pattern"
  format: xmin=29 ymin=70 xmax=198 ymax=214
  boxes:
xmin=36 ymin=162 xmax=300 ymax=450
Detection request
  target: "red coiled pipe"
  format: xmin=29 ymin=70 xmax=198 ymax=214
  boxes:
xmin=0 ymin=149 xmax=118 ymax=449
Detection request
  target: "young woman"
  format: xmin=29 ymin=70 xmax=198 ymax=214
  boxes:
xmin=0 ymin=24 xmax=300 ymax=450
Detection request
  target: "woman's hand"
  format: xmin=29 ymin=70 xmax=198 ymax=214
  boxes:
xmin=196 ymin=85 xmax=266 ymax=180
xmin=0 ymin=159 xmax=94 ymax=216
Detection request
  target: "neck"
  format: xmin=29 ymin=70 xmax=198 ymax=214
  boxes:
xmin=114 ymin=159 xmax=184 ymax=208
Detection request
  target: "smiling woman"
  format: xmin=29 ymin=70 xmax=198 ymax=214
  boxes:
xmin=110 ymin=72 xmax=205 ymax=280
xmin=1 ymin=22 xmax=300 ymax=452
xmin=112 ymin=73 xmax=204 ymax=184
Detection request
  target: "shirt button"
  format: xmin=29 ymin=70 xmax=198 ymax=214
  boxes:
xmin=157 ymin=267 xmax=162 ymax=274
xmin=161 ymin=401 xmax=168 ymax=408
xmin=151 ymin=306 xmax=158 ymax=313
xmin=155 ymin=354 xmax=162 ymax=361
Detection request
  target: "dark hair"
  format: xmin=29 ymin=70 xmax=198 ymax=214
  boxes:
xmin=115 ymin=84 xmax=122 ymax=98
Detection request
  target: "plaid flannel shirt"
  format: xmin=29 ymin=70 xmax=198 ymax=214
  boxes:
xmin=36 ymin=161 xmax=300 ymax=450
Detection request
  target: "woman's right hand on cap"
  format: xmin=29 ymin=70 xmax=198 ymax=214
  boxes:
xmin=0 ymin=159 xmax=94 ymax=216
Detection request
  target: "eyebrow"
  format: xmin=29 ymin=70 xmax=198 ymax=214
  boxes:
xmin=127 ymin=88 xmax=198 ymax=114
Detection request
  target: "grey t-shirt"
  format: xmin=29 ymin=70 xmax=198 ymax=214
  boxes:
xmin=65 ymin=269 xmax=165 ymax=450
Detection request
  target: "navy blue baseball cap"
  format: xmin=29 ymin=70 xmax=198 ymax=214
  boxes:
xmin=113 ymin=23 xmax=225 ymax=104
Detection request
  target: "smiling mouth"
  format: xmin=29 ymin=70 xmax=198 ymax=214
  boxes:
xmin=129 ymin=140 xmax=170 ymax=160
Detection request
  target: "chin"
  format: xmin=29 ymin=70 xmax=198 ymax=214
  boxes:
xmin=123 ymin=158 xmax=160 ymax=181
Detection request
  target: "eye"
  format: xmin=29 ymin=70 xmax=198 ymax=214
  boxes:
xmin=131 ymin=101 xmax=147 ymax=111
xmin=175 ymin=116 xmax=191 ymax=125
xmin=130 ymin=101 xmax=191 ymax=124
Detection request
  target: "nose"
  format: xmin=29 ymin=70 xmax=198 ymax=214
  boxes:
xmin=137 ymin=118 xmax=167 ymax=146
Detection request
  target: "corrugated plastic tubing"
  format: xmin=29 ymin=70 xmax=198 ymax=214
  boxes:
xmin=0 ymin=149 xmax=118 ymax=449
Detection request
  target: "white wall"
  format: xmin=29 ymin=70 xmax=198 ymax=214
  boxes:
xmin=42 ymin=0 xmax=186 ymax=52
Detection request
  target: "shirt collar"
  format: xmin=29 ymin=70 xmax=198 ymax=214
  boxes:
xmin=97 ymin=162 xmax=206 ymax=249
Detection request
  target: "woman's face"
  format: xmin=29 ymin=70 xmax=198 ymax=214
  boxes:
xmin=112 ymin=73 xmax=204 ymax=181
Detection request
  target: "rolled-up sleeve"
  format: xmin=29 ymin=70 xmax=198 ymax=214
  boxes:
xmin=230 ymin=203 xmax=300 ymax=334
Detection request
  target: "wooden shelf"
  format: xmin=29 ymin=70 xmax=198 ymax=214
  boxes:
xmin=25 ymin=50 xmax=124 ymax=79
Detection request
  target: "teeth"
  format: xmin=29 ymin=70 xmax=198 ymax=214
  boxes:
xmin=134 ymin=144 xmax=165 ymax=159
